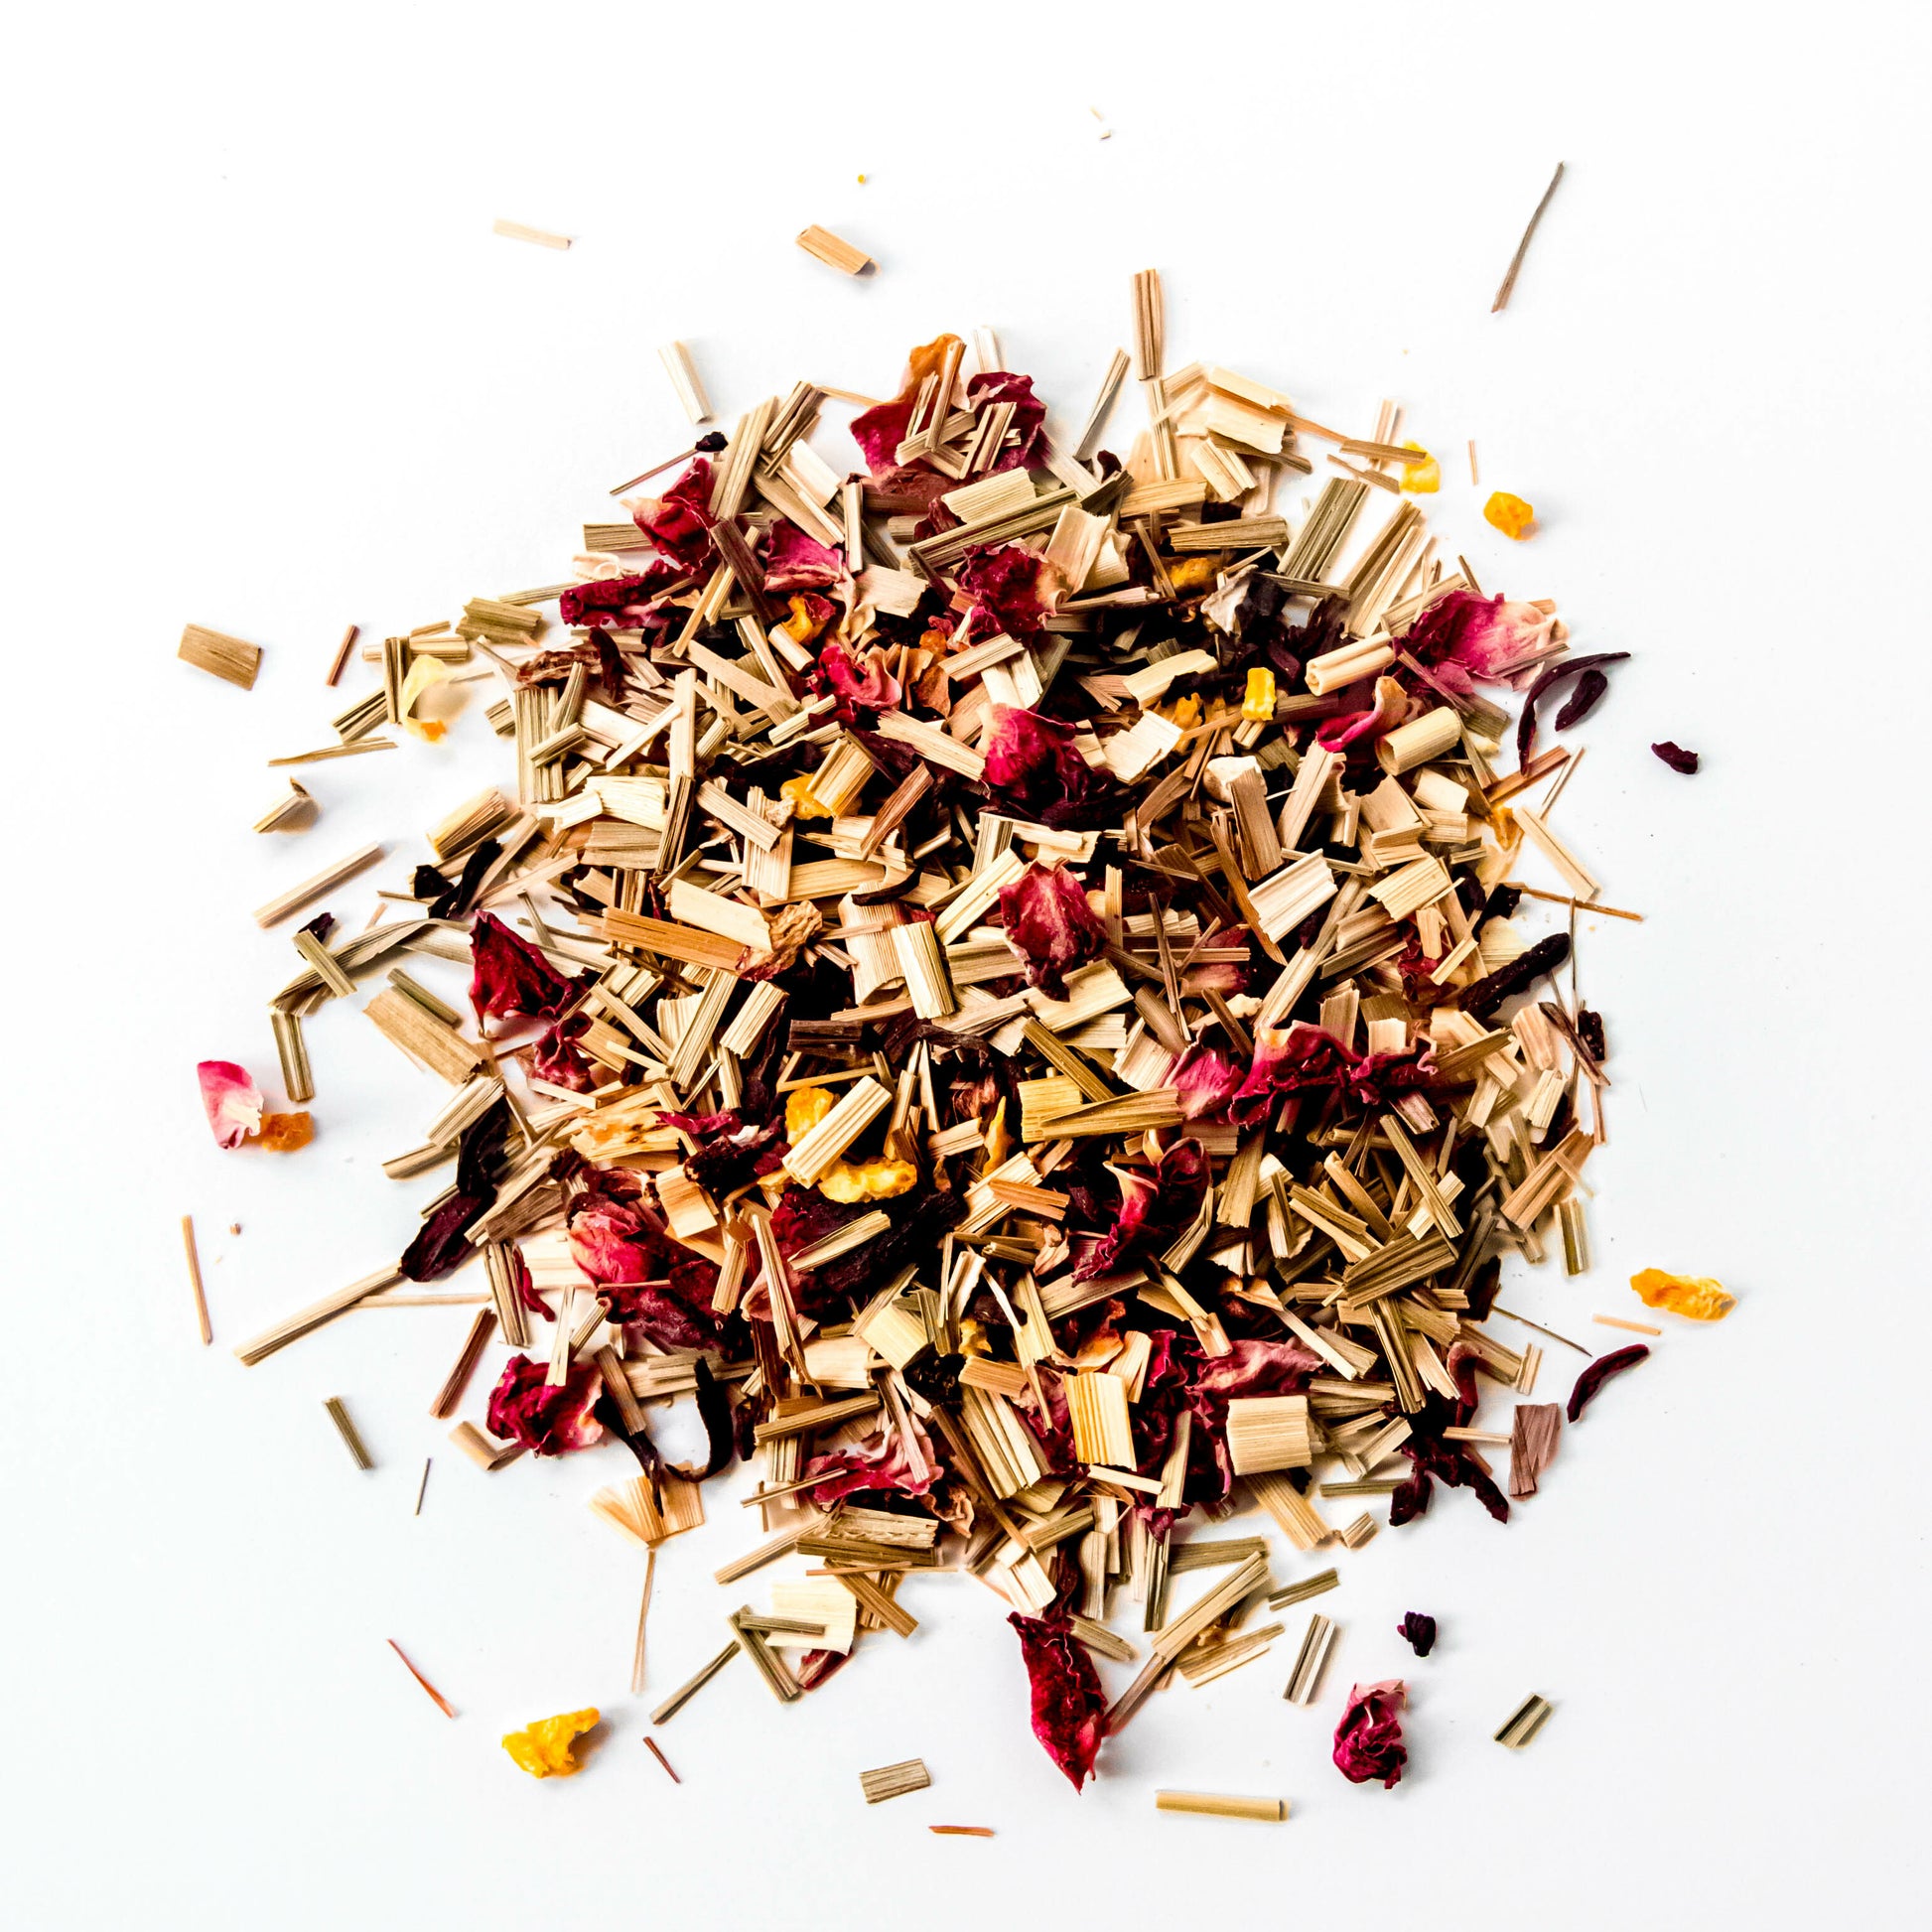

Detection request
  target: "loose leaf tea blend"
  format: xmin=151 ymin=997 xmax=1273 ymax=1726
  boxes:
xmin=194 ymin=267 xmax=1712 ymax=1805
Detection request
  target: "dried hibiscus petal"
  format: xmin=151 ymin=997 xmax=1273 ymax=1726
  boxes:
xmin=470 ymin=909 xmax=579 ymax=1025
xmin=198 ymin=1060 xmax=262 ymax=1149
xmin=1398 ymin=1612 xmax=1437 ymax=1657
xmin=485 ymin=1354 xmax=605 ymax=1455
xmin=1332 ymin=1679 xmax=1407 ymax=1786
xmin=997 ymin=862 xmax=1107 ymax=998
xmin=1460 ymin=932 xmax=1572 ymax=1020
xmin=1652 ymin=740 xmax=1701 ymax=773
xmin=1008 ymin=1613 xmax=1105 ymax=1791
xmin=1567 ymin=1343 xmax=1650 ymax=1422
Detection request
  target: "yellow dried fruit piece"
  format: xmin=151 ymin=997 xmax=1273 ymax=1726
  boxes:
xmin=819 ymin=1156 xmax=918 ymax=1203
xmin=1242 ymin=667 xmax=1276 ymax=722
xmin=1399 ymin=441 xmax=1440 ymax=494
xmin=1166 ymin=557 xmax=1218 ymax=591
xmin=501 ymin=1708 xmax=599 ymax=1778
xmin=1483 ymin=490 xmax=1536 ymax=540
xmin=257 ymin=1111 xmax=314 ymax=1153
xmin=785 ymin=1086 xmax=836 ymax=1141
xmin=1630 ymin=1268 xmax=1735 ymax=1322
xmin=1168 ymin=694 xmax=1201 ymax=731
xmin=780 ymin=594 xmax=830 ymax=644
xmin=957 ymin=1315 xmax=991 ymax=1358
xmin=780 ymin=774 xmax=834 ymax=821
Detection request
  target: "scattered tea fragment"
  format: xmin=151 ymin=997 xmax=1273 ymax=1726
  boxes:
xmin=1630 ymin=1268 xmax=1733 ymax=1321
xmin=1491 ymin=161 xmax=1566 ymax=314
xmin=1593 ymin=1314 xmax=1660 ymax=1336
xmin=929 ymin=1825 xmax=995 ymax=1837
xmin=324 ymin=1396 xmax=373 ymax=1470
xmin=502 ymin=1708 xmax=599 ymax=1777
xmin=492 ymin=217 xmax=571 ymax=250
xmin=1567 ymin=1345 xmax=1649 ymax=1422
xmin=386 ymin=1638 xmax=456 ymax=1720
xmin=178 ymin=621 xmax=261 ymax=690
xmin=198 ymin=1061 xmax=262 ymax=1150
xmin=859 ymin=1758 xmax=931 ymax=1804
xmin=643 ymin=1735 xmax=681 ymax=1783
xmin=1494 ymin=1693 xmax=1554 ymax=1748
xmin=1398 ymin=1611 xmax=1437 ymax=1657
xmin=181 ymin=1214 xmax=211 ymax=1345
xmin=796 ymin=225 xmax=873 ymax=275
xmin=1651 ymin=741 xmax=1700 ymax=773
xmin=1483 ymin=490 xmax=1536 ymax=540
xmin=1155 ymin=1791 xmax=1288 ymax=1822
xmin=1332 ymin=1680 xmax=1407 ymax=1787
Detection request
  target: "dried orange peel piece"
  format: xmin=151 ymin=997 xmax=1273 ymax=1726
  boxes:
xmin=785 ymin=1086 xmax=836 ymax=1141
xmin=1399 ymin=442 xmax=1439 ymax=493
xmin=779 ymin=774 xmax=834 ymax=821
xmin=1483 ymin=490 xmax=1536 ymax=540
xmin=819 ymin=1156 xmax=917 ymax=1203
xmin=1241 ymin=667 xmax=1276 ymax=721
xmin=501 ymin=1708 xmax=599 ymax=1778
xmin=1630 ymin=1268 xmax=1734 ymax=1322
xmin=257 ymin=1111 xmax=314 ymax=1152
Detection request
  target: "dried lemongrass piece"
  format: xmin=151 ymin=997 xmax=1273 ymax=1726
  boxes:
xmin=657 ymin=341 xmax=712 ymax=424
xmin=797 ymin=225 xmax=873 ymax=274
xmin=1225 ymin=1396 xmax=1312 ymax=1475
xmin=1491 ymin=162 xmax=1566 ymax=312
xmin=324 ymin=1396 xmax=373 ymax=1470
xmin=233 ymin=1265 xmax=401 ymax=1367
xmin=179 ymin=621 xmax=262 ymax=689
xmin=1283 ymin=1612 xmax=1337 ymax=1705
xmin=365 ymin=987 xmax=485 ymax=1085
xmin=1155 ymin=1792 xmax=1287 ymax=1823
xmin=784 ymin=1076 xmax=893 ymax=1184
xmin=1267 ymin=1569 xmax=1340 ymax=1611
xmin=428 ymin=1310 xmax=496 ymax=1419
xmin=448 ymin=1421 xmax=524 ymax=1471
xmin=181 ymin=1215 xmax=212 ymax=1345
xmin=860 ymin=1759 xmax=931 ymax=1805
xmin=253 ymin=843 xmax=384 ymax=927
xmin=650 ymin=1639 xmax=740 ymax=1725
xmin=1494 ymin=1693 xmax=1556 ymax=1748
xmin=493 ymin=217 xmax=571 ymax=249
xmin=254 ymin=779 xmax=314 ymax=833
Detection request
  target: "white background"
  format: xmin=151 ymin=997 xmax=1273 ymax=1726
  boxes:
xmin=5 ymin=5 xmax=1928 ymax=1927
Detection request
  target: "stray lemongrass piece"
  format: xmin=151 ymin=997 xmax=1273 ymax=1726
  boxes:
xmin=1155 ymin=1792 xmax=1287 ymax=1823
xmin=859 ymin=1759 xmax=931 ymax=1805
xmin=181 ymin=1214 xmax=212 ymax=1345
xmin=797 ymin=225 xmax=873 ymax=275
xmin=1491 ymin=162 xmax=1566 ymax=314
xmin=1495 ymin=1693 xmax=1556 ymax=1748
xmin=493 ymin=217 xmax=571 ymax=249
xmin=324 ymin=1396 xmax=373 ymax=1470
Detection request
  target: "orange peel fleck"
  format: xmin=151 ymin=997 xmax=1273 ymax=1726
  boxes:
xmin=501 ymin=1709 xmax=599 ymax=1778
xmin=1483 ymin=490 xmax=1536 ymax=540
xmin=1630 ymin=1268 xmax=1734 ymax=1322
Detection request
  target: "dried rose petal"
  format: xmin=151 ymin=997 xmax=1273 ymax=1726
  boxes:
xmin=198 ymin=1060 xmax=262 ymax=1150
xmin=1008 ymin=1613 xmax=1106 ymax=1791
xmin=1332 ymin=1679 xmax=1407 ymax=1786
xmin=628 ymin=458 xmax=715 ymax=571
xmin=762 ymin=519 xmax=845 ymax=592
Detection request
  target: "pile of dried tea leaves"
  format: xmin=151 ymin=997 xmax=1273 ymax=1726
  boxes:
xmin=193 ymin=271 xmax=1678 ymax=1800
